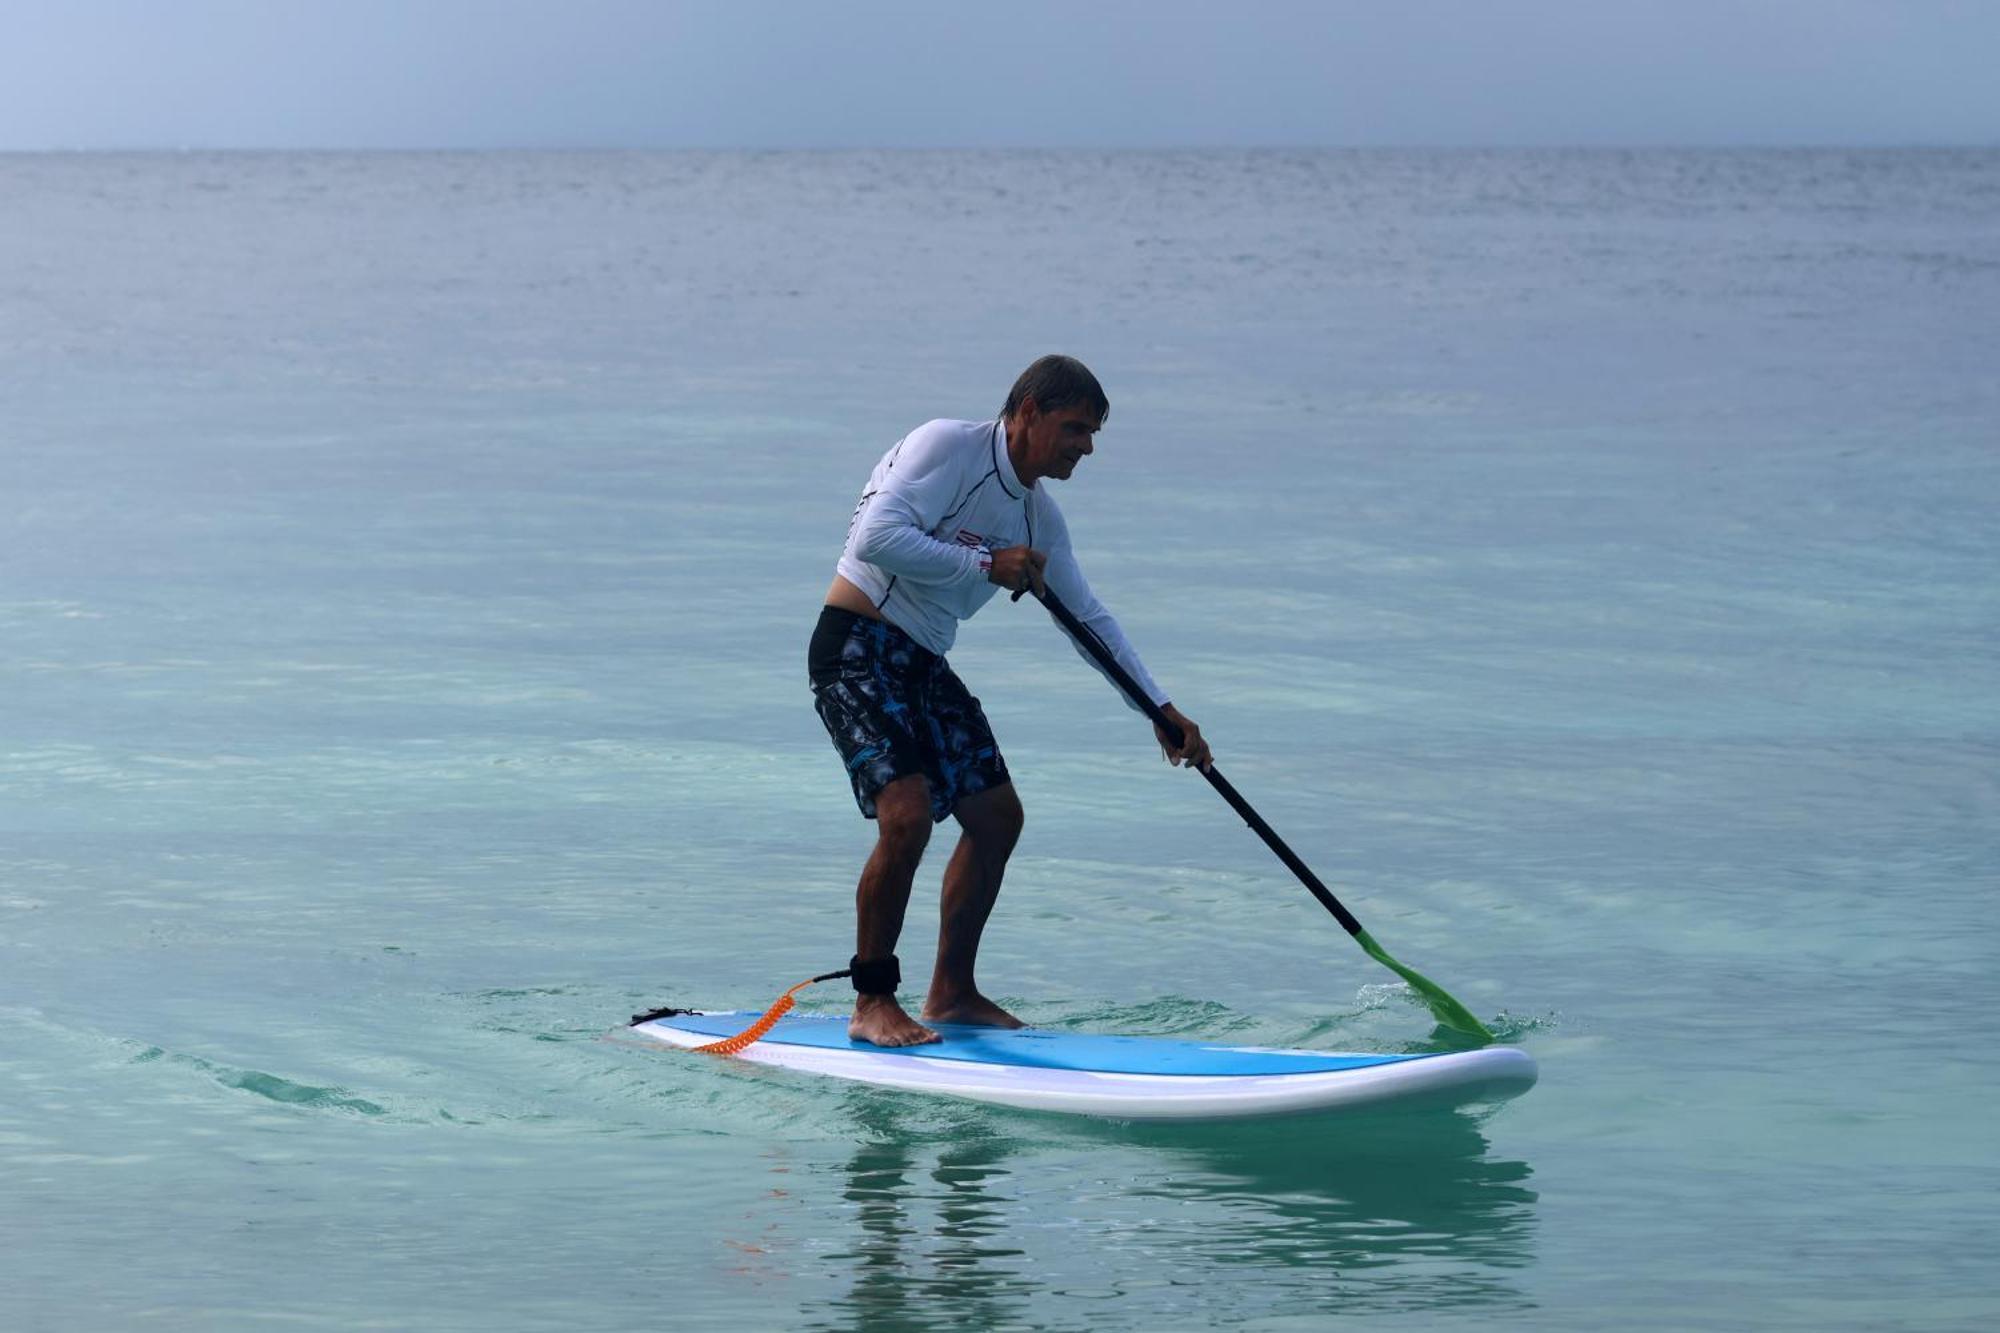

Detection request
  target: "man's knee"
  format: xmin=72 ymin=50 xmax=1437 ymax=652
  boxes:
xmin=959 ymin=782 xmax=1023 ymax=852
xmin=872 ymin=777 xmax=934 ymax=865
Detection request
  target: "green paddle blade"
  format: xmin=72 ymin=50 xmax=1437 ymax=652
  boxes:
xmin=1353 ymin=929 xmax=1494 ymax=1042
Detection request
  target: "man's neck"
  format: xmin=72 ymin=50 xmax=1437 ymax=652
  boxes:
xmin=1002 ymin=415 xmax=1039 ymax=488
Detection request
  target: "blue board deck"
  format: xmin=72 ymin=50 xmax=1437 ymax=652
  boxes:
xmin=658 ymin=1012 xmax=1422 ymax=1077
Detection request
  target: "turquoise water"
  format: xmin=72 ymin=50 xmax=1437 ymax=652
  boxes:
xmin=3 ymin=150 xmax=1996 ymax=1330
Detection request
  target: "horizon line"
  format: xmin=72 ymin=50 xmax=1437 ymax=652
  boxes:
xmin=6 ymin=140 xmax=1997 ymax=155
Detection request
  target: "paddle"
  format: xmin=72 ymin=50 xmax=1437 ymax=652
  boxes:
xmin=1021 ymin=583 xmax=1495 ymax=1043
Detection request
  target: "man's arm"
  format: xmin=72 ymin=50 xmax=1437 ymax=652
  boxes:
xmin=1037 ymin=507 xmax=1212 ymax=769
xmin=849 ymin=424 xmax=990 ymax=589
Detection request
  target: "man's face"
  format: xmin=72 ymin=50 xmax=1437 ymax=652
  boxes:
xmin=1019 ymin=400 xmax=1101 ymax=482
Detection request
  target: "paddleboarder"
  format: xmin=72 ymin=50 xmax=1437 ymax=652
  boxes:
xmin=812 ymin=355 xmax=1211 ymax=1047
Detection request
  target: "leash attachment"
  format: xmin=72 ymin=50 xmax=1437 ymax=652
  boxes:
xmin=661 ymin=966 xmax=857 ymax=1056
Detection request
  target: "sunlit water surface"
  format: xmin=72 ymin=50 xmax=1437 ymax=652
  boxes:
xmin=3 ymin=149 xmax=1996 ymax=1330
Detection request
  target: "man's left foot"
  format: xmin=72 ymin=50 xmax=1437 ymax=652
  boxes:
xmin=920 ymin=993 xmax=1026 ymax=1028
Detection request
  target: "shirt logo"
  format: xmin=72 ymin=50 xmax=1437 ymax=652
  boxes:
xmin=953 ymin=529 xmax=988 ymax=549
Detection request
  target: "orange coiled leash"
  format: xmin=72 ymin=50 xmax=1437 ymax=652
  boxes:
xmin=631 ymin=967 xmax=854 ymax=1056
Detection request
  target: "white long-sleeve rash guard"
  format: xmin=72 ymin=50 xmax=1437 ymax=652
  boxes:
xmin=835 ymin=417 xmax=1170 ymax=713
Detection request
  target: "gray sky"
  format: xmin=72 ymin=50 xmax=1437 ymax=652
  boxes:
xmin=5 ymin=1 xmax=1996 ymax=150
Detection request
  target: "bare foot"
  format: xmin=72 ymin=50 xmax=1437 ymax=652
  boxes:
xmin=921 ymin=992 xmax=1026 ymax=1029
xmin=848 ymin=994 xmax=941 ymax=1047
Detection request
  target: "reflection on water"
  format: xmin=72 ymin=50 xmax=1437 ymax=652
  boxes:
xmin=811 ymin=1124 xmax=1036 ymax=1333
xmin=801 ymin=1093 xmax=1537 ymax=1332
xmin=1114 ymin=1113 xmax=1539 ymax=1320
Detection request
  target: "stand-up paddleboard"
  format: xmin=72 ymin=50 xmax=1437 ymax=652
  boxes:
xmin=631 ymin=1011 xmax=1536 ymax=1121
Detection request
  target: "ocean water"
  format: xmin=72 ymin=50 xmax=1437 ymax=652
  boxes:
xmin=2 ymin=149 xmax=1996 ymax=1331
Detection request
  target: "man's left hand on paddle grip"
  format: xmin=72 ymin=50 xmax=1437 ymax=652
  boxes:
xmin=987 ymin=545 xmax=1048 ymax=597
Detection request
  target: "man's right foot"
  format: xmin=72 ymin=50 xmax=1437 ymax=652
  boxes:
xmin=848 ymin=995 xmax=941 ymax=1047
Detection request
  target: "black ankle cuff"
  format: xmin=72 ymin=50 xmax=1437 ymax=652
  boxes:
xmin=849 ymin=954 xmax=901 ymax=995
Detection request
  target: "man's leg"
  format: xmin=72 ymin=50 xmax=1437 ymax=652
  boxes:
xmin=922 ymin=781 xmax=1026 ymax=1028
xmin=850 ymin=773 xmax=943 ymax=1047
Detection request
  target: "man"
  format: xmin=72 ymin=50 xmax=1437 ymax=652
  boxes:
xmin=809 ymin=354 xmax=1211 ymax=1047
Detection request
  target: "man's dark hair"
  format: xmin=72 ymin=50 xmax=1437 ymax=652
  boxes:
xmin=1001 ymin=355 xmax=1109 ymax=425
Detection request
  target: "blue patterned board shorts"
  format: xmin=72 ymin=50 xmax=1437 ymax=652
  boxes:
xmin=809 ymin=606 xmax=1010 ymax=823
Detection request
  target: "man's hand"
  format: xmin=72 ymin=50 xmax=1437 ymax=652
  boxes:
xmin=987 ymin=546 xmax=1048 ymax=598
xmin=1154 ymin=704 xmax=1212 ymax=771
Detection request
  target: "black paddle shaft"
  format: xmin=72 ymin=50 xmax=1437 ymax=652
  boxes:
xmin=1029 ymin=586 xmax=1366 ymax=938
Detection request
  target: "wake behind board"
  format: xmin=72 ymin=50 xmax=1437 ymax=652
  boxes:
xmin=631 ymin=1011 xmax=1536 ymax=1121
